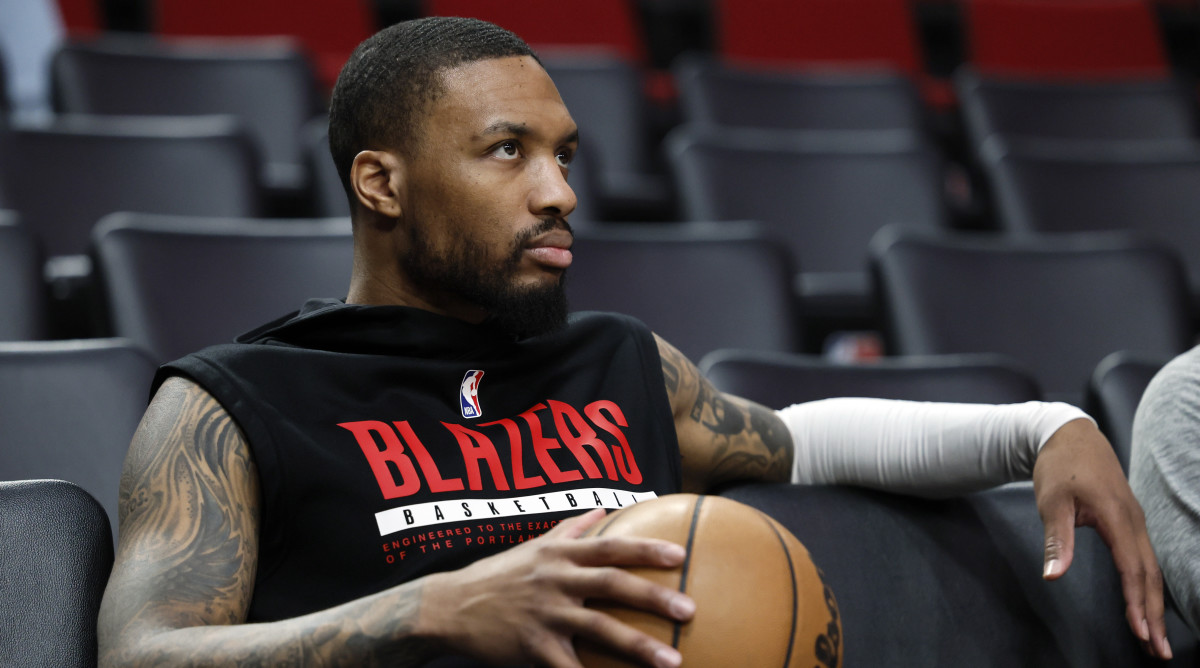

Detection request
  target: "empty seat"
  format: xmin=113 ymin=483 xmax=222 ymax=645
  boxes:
xmin=871 ymin=227 xmax=1194 ymax=405
xmin=566 ymin=222 xmax=800 ymax=362
xmin=0 ymin=211 xmax=48 ymax=340
xmin=674 ymin=55 xmax=926 ymax=132
xmin=52 ymin=35 xmax=327 ymax=208
xmin=980 ymin=138 xmax=1200 ymax=291
xmin=1086 ymin=350 xmax=1172 ymax=473
xmin=0 ymin=479 xmax=113 ymax=668
xmin=667 ymin=125 xmax=947 ymax=342
xmin=722 ymin=481 xmax=1194 ymax=666
xmin=699 ymin=349 xmax=1041 ymax=409
xmin=0 ymin=339 xmax=158 ymax=542
xmin=152 ymin=0 xmax=377 ymax=91
xmin=0 ymin=114 xmax=263 ymax=260
xmin=93 ymin=213 xmax=354 ymax=363
xmin=956 ymin=70 xmax=1199 ymax=149
xmin=965 ymin=0 xmax=1169 ymax=80
xmin=303 ymin=116 xmax=350 ymax=218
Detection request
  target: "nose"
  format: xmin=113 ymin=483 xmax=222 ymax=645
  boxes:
xmin=528 ymin=155 xmax=577 ymax=219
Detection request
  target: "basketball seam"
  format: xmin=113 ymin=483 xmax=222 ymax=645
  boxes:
xmin=672 ymin=494 xmax=704 ymax=650
xmin=762 ymin=513 xmax=799 ymax=668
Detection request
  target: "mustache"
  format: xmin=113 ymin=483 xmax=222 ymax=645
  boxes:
xmin=516 ymin=216 xmax=574 ymax=246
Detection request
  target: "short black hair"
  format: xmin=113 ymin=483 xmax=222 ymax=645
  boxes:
xmin=328 ymin=17 xmax=540 ymax=209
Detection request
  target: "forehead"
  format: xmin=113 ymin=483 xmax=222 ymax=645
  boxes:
xmin=428 ymin=55 xmax=575 ymax=138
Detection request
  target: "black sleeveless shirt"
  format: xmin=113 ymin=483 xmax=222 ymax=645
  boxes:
xmin=156 ymin=299 xmax=682 ymax=622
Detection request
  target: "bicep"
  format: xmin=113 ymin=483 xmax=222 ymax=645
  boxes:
xmin=654 ymin=335 xmax=792 ymax=492
xmin=100 ymin=376 xmax=261 ymax=647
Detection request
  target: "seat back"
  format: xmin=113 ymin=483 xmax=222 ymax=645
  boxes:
xmin=966 ymin=0 xmax=1169 ymax=79
xmin=1086 ymin=350 xmax=1172 ymax=473
xmin=700 ymin=349 xmax=1041 ymax=409
xmin=667 ymin=126 xmax=946 ymax=276
xmin=0 ymin=115 xmax=263 ymax=258
xmin=566 ymin=222 xmax=800 ymax=362
xmin=674 ymin=55 xmax=925 ymax=132
xmin=0 ymin=211 xmax=48 ymax=340
xmin=93 ymin=213 xmax=354 ymax=363
xmin=957 ymin=70 xmax=1199 ymax=148
xmin=721 ymin=482 xmax=1191 ymax=667
xmin=53 ymin=36 xmax=326 ymax=194
xmin=0 ymin=339 xmax=157 ymax=541
xmin=871 ymin=227 xmax=1194 ymax=404
xmin=981 ymin=138 xmax=1200 ymax=288
xmin=0 ymin=479 xmax=113 ymax=668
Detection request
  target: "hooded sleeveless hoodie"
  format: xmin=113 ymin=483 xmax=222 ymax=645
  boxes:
xmin=155 ymin=298 xmax=681 ymax=622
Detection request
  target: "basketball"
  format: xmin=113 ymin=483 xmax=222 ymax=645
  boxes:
xmin=575 ymin=493 xmax=842 ymax=668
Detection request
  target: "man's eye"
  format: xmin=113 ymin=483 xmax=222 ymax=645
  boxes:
xmin=492 ymin=141 xmax=520 ymax=160
xmin=556 ymin=150 xmax=573 ymax=168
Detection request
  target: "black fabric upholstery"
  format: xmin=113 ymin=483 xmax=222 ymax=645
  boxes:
xmin=0 ymin=211 xmax=47 ymax=341
xmin=0 ymin=115 xmax=263 ymax=259
xmin=980 ymin=137 xmax=1200 ymax=291
xmin=52 ymin=35 xmax=326 ymax=198
xmin=956 ymin=69 xmax=1199 ymax=148
xmin=0 ymin=479 xmax=113 ymax=668
xmin=675 ymin=55 xmax=926 ymax=132
xmin=667 ymin=125 xmax=946 ymax=329
xmin=1085 ymin=350 xmax=1172 ymax=473
xmin=870 ymin=226 xmax=1194 ymax=405
xmin=723 ymin=482 xmax=1197 ymax=667
xmin=567 ymin=222 xmax=800 ymax=362
xmin=93 ymin=212 xmax=354 ymax=363
xmin=0 ymin=339 xmax=158 ymax=542
xmin=303 ymin=115 xmax=350 ymax=218
xmin=699 ymin=349 xmax=1041 ymax=409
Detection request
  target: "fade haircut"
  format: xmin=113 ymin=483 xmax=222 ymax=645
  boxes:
xmin=328 ymin=16 xmax=539 ymax=209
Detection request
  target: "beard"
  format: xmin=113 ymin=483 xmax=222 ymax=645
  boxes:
xmin=404 ymin=218 xmax=571 ymax=339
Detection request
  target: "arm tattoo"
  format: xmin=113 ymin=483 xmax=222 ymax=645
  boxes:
xmin=100 ymin=377 xmax=436 ymax=668
xmin=655 ymin=337 xmax=792 ymax=490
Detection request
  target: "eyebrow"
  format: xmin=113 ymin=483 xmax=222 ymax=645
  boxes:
xmin=479 ymin=121 xmax=579 ymax=145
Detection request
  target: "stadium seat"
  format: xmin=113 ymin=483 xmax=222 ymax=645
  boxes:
xmin=965 ymin=0 xmax=1170 ymax=79
xmin=674 ymin=55 xmax=926 ymax=132
xmin=870 ymin=226 xmax=1194 ymax=405
xmin=0 ymin=339 xmax=158 ymax=542
xmin=0 ymin=114 xmax=263 ymax=260
xmin=52 ymin=35 xmax=327 ymax=213
xmin=979 ymin=138 xmax=1200 ymax=291
xmin=303 ymin=116 xmax=350 ymax=218
xmin=666 ymin=125 xmax=947 ymax=347
xmin=0 ymin=211 xmax=48 ymax=341
xmin=713 ymin=0 xmax=954 ymax=110
xmin=152 ymin=0 xmax=377 ymax=91
xmin=1086 ymin=350 xmax=1172 ymax=473
xmin=0 ymin=479 xmax=113 ymax=668
xmin=956 ymin=69 xmax=1199 ymax=149
xmin=699 ymin=349 xmax=1041 ymax=409
xmin=566 ymin=222 xmax=800 ymax=362
xmin=93 ymin=213 xmax=354 ymax=363
xmin=722 ymin=481 xmax=1196 ymax=667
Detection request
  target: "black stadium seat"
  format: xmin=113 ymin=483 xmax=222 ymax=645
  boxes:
xmin=0 ymin=211 xmax=48 ymax=341
xmin=1085 ymin=351 xmax=1172 ymax=473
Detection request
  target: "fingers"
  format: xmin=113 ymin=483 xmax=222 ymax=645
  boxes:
xmin=1039 ymin=496 xmax=1076 ymax=581
xmin=1095 ymin=505 xmax=1172 ymax=660
xmin=553 ymin=507 xmax=609 ymax=539
xmin=555 ymin=606 xmax=684 ymax=668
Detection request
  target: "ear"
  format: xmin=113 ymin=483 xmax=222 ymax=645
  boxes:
xmin=350 ymin=150 xmax=406 ymax=218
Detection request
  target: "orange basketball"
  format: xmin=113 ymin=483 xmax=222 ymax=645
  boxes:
xmin=576 ymin=493 xmax=841 ymax=667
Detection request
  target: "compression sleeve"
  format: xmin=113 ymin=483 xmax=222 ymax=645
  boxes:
xmin=778 ymin=398 xmax=1094 ymax=497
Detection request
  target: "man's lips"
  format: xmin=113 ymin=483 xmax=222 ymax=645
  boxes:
xmin=525 ymin=229 xmax=574 ymax=269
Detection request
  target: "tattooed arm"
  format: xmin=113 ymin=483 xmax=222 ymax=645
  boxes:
xmin=655 ymin=335 xmax=792 ymax=492
xmin=98 ymin=376 xmax=694 ymax=668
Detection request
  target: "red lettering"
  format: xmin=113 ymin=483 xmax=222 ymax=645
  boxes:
xmin=549 ymin=400 xmax=612 ymax=480
xmin=393 ymin=421 xmax=465 ymax=493
xmin=586 ymin=401 xmax=643 ymax=484
xmin=480 ymin=418 xmax=545 ymax=489
xmin=339 ymin=420 xmax=422 ymax=499
xmin=518 ymin=404 xmax=582 ymax=484
xmin=443 ymin=423 xmax=511 ymax=492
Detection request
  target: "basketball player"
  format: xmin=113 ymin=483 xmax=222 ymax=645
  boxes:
xmin=97 ymin=17 xmax=1171 ymax=667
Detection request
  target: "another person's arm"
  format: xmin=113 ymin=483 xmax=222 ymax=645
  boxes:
xmin=655 ymin=335 xmax=1170 ymax=659
xmin=98 ymin=376 xmax=694 ymax=668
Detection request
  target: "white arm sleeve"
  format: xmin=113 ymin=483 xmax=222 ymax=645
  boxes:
xmin=778 ymin=398 xmax=1095 ymax=497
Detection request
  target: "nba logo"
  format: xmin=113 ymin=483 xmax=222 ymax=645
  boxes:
xmin=460 ymin=370 xmax=485 ymax=419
